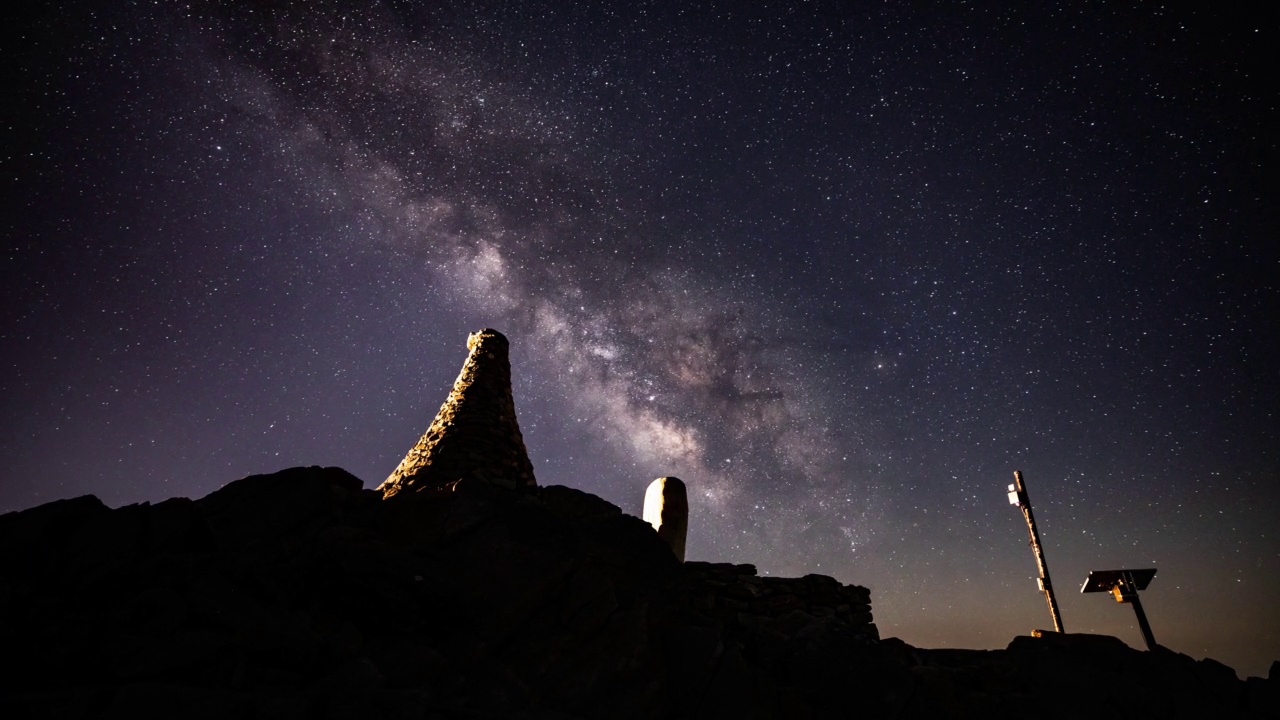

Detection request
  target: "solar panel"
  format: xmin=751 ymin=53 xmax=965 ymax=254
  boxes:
xmin=1080 ymin=568 xmax=1157 ymax=594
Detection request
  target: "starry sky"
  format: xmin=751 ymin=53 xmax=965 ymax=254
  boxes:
xmin=4 ymin=0 xmax=1276 ymax=678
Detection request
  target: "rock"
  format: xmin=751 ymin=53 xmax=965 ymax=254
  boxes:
xmin=0 ymin=465 xmax=1265 ymax=718
xmin=537 ymin=484 xmax=623 ymax=522
xmin=145 ymin=497 xmax=217 ymax=554
xmin=642 ymin=477 xmax=687 ymax=562
xmin=95 ymin=683 xmax=252 ymax=720
xmin=197 ymin=465 xmax=364 ymax=552
xmin=559 ymin=564 xmax=619 ymax=634
xmin=1245 ymin=675 xmax=1279 ymax=717
xmin=0 ymin=494 xmax=108 ymax=578
xmin=112 ymin=629 xmax=233 ymax=680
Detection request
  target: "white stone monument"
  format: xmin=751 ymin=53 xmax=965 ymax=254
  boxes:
xmin=643 ymin=477 xmax=688 ymax=562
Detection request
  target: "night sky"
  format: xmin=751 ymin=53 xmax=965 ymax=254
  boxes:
xmin=5 ymin=1 xmax=1276 ymax=678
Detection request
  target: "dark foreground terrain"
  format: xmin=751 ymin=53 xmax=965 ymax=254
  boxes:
xmin=2 ymin=466 xmax=1276 ymax=719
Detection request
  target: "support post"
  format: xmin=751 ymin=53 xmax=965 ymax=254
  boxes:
xmin=1082 ymin=568 xmax=1159 ymax=650
xmin=1010 ymin=470 xmax=1065 ymax=633
xmin=1129 ymin=593 xmax=1157 ymax=651
xmin=1112 ymin=572 xmax=1158 ymax=650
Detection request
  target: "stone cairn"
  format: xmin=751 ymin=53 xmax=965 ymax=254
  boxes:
xmin=379 ymin=329 xmax=536 ymax=498
xmin=643 ymin=476 xmax=688 ymax=562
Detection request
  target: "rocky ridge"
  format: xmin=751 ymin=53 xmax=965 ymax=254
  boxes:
xmin=1 ymin=466 xmax=1275 ymax=719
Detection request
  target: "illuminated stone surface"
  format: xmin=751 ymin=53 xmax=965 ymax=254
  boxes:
xmin=379 ymin=329 xmax=536 ymax=498
xmin=643 ymin=476 xmax=687 ymax=562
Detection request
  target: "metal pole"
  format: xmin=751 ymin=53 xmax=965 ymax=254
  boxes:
xmin=1121 ymin=572 xmax=1158 ymax=651
xmin=1013 ymin=470 xmax=1065 ymax=633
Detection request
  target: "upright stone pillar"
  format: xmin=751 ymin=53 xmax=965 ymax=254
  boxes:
xmin=379 ymin=329 xmax=536 ymax=498
xmin=643 ymin=477 xmax=688 ymax=562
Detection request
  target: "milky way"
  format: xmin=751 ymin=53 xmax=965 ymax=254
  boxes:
xmin=4 ymin=1 xmax=1276 ymax=677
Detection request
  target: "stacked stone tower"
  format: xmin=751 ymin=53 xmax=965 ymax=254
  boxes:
xmin=379 ymin=329 xmax=536 ymax=498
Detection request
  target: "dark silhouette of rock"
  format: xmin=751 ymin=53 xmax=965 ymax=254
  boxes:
xmin=1 ymin=466 xmax=1274 ymax=719
xmin=643 ymin=476 xmax=688 ymax=561
xmin=379 ymin=328 xmax=536 ymax=498
xmin=2 ymin=327 xmax=1275 ymax=718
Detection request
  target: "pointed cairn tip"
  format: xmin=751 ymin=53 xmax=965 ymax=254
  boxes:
xmin=644 ymin=477 xmax=688 ymax=562
xmin=379 ymin=327 xmax=535 ymax=499
xmin=468 ymin=328 xmax=508 ymax=351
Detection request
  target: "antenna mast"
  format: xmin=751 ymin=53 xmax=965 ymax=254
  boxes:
xmin=1007 ymin=470 xmax=1064 ymax=633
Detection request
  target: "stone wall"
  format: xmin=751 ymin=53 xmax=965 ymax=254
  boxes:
xmin=683 ymin=561 xmax=878 ymax=645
